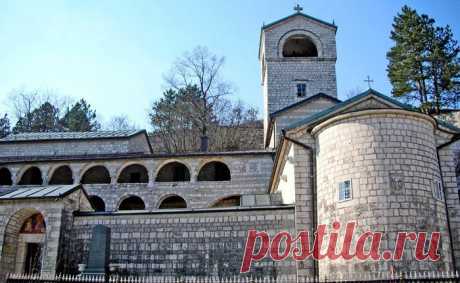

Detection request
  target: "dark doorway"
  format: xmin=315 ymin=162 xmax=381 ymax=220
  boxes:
xmin=156 ymin=162 xmax=190 ymax=182
xmin=89 ymin=195 xmax=106 ymax=212
xmin=18 ymin=167 xmax=43 ymax=185
xmin=198 ymin=161 xmax=231 ymax=181
xmin=49 ymin=166 xmax=73 ymax=185
xmin=24 ymin=243 xmax=42 ymax=274
xmin=0 ymin=168 xmax=12 ymax=186
xmin=118 ymin=196 xmax=145 ymax=211
xmin=118 ymin=164 xmax=148 ymax=183
xmin=159 ymin=195 xmax=187 ymax=209
xmin=81 ymin=166 xmax=111 ymax=184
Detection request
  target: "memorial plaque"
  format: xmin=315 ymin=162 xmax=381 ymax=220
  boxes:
xmin=84 ymin=225 xmax=110 ymax=275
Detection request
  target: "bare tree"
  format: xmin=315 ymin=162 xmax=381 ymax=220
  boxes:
xmin=149 ymin=87 xmax=260 ymax=153
xmin=105 ymin=115 xmax=137 ymax=131
xmin=163 ymin=46 xmax=233 ymax=139
xmin=7 ymin=88 xmax=72 ymax=125
xmin=211 ymin=99 xmax=260 ymax=151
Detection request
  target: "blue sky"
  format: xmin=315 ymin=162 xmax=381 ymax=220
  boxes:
xmin=0 ymin=0 xmax=459 ymax=129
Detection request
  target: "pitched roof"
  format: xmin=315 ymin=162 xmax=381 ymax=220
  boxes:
xmin=285 ymin=88 xmax=460 ymax=133
xmin=0 ymin=130 xmax=144 ymax=143
xmin=270 ymin=93 xmax=341 ymax=118
xmin=0 ymin=184 xmax=83 ymax=200
xmin=265 ymin=93 xmax=341 ymax=148
xmin=286 ymin=89 xmax=410 ymax=130
xmin=262 ymin=12 xmax=337 ymax=31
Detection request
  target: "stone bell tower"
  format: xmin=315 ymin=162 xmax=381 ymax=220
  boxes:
xmin=259 ymin=5 xmax=338 ymax=141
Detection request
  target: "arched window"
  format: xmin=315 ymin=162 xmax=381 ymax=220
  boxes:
xmin=0 ymin=168 xmax=12 ymax=186
xmin=18 ymin=167 xmax=43 ymax=185
xmin=156 ymin=162 xmax=190 ymax=182
xmin=118 ymin=196 xmax=145 ymax=211
xmin=20 ymin=213 xmax=46 ymax=234
xmin=49 ymin=166 xmax=73 ymax=185
xmin=81 ymin=166 xmax=111 ymax=184
xmin=118 ymin=164 xmax=149 ymax=183
xmin=198 ymin=161 xmax=231 ymax=181
xmin=211 ymin=195 xmax=241 ymax=208
xmin=282 ymin=35 xmax=318 ymax=57
xmin=18 ymin=213 xmax=46 ymax=274
xmin=89 ymin=195 xmax=106 ymax=212
xmin=158 ymin=195 xmax=187 ymax=209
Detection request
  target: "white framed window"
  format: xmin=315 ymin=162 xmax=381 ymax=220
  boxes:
xmin=338 ymin=180 xmax=352 ymax=202
xmin=433 ymin=181 xmax=444 ymax=201
xmin=296 ymin=83 xmax=306 ymax=97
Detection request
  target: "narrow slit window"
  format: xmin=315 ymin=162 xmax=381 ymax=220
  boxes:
xmin=297 ymin=83 xmax=306 ymax=97
xmin=338 ymin=180 xmax=352 ymax=201
xmin=433 ymin=181 xmax=444 ymax=201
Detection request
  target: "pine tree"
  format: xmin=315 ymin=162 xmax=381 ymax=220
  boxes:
xmin=13 ymin=102 xmax=61 ymax=133
xmin=387 ymin=5 xmax=460 ymax=114
xmin=60 ymin=99 xmax=100 ymax=132
xmin=0 ymin=114 xmax=11 ymax=138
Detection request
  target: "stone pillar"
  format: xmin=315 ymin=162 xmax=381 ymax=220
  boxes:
xmin=146 ymin=160 xmax=155 ymax=188
xmin=71 ymin=164 xmax=83 ymax=184
xmin=291 ymin=138 xmax=316 ymax=281
xmin=40 ymin=165 xmax=50 ymax=185
xmin=109 ymin=166 xmax=117 ymax=186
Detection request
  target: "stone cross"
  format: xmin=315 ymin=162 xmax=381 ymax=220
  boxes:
xmin=294 ymin=4 xmax=303 ymax=13
xmin=364 ymin=75 xmax=374 ymax=88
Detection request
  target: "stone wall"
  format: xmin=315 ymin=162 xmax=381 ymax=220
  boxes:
xmin=0 ymin=153 xmax=275 ymax=211
xmin=68 ymin=207 xmax=296 ymax=278
xmin=0 ymin=135 xmax=150 ymax=158
xmin=271 ymin=96 xmax=338 ymax=146
xmin=313 ymin=110 xmax=454 ymax=278
xmin=0 ymin=190 xmax=92 ymax=276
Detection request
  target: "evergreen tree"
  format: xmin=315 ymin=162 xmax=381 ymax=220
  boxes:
xmin=149 ymin=85 xmax=259 ymax=153
xmin=149 ymin=86 xmax=201 ymax=153
xmin=0 ymin=114 xmax=11 ymax=138
xmin=13 ymin=102 xmax=61 ymax=133
xmin=60 ymin=99 xmax=100 ymax=131
xmin=387 ymin=5 xmax=460 ymax=114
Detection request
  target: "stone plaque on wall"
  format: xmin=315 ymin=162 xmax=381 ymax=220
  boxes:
xmin=84 ymin=224 xmax=111 ymax=275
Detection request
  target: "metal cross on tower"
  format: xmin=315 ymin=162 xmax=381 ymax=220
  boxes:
xmin=364 ymin=75 xmax=374 ymax=89
xmin=294 ymin=4 xmax=303 ymax=13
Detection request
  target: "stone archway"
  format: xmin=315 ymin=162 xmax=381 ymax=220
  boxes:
xmin=0 ymin=208 xmax=46 ymax=274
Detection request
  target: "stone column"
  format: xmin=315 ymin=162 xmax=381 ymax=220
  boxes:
xmin=292 ymin=138 xmax=316 ymax=281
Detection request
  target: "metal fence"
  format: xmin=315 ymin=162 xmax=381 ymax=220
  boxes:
xmin=5 ymin=271 xmax=460 ymax=283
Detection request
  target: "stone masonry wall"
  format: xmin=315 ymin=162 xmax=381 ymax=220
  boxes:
xmin=314 ymin=110 xmax=454 ymax=279
xmin=261 ymin=14 xmax=337 ymax=120
xmin=0 ymin=137 xmax=148 ymax=158
xmin=0 ymin=200 xmax=65 ymax=275
xmin=68 ymin=207 xmax=296 ymax=278
xmin=0 ymin=153 xmax=274 ymax=211
xmin=272 ymin=97 xmax=338 ymax=146
xmin=438 ymin=139 xmax=460 ymax=271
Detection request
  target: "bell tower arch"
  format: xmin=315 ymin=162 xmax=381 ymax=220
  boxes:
xmin=259 ymin=7 xmax=338 ymax=142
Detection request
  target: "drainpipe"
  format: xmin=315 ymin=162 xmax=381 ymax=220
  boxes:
xmin=437 ymin=133 xmax=460 ymax=271
xmin=282 ymin=130 xmax=318 ymax=278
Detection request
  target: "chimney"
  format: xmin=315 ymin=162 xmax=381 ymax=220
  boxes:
xmin=200 ymin=136 xmax=209 ymax=152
